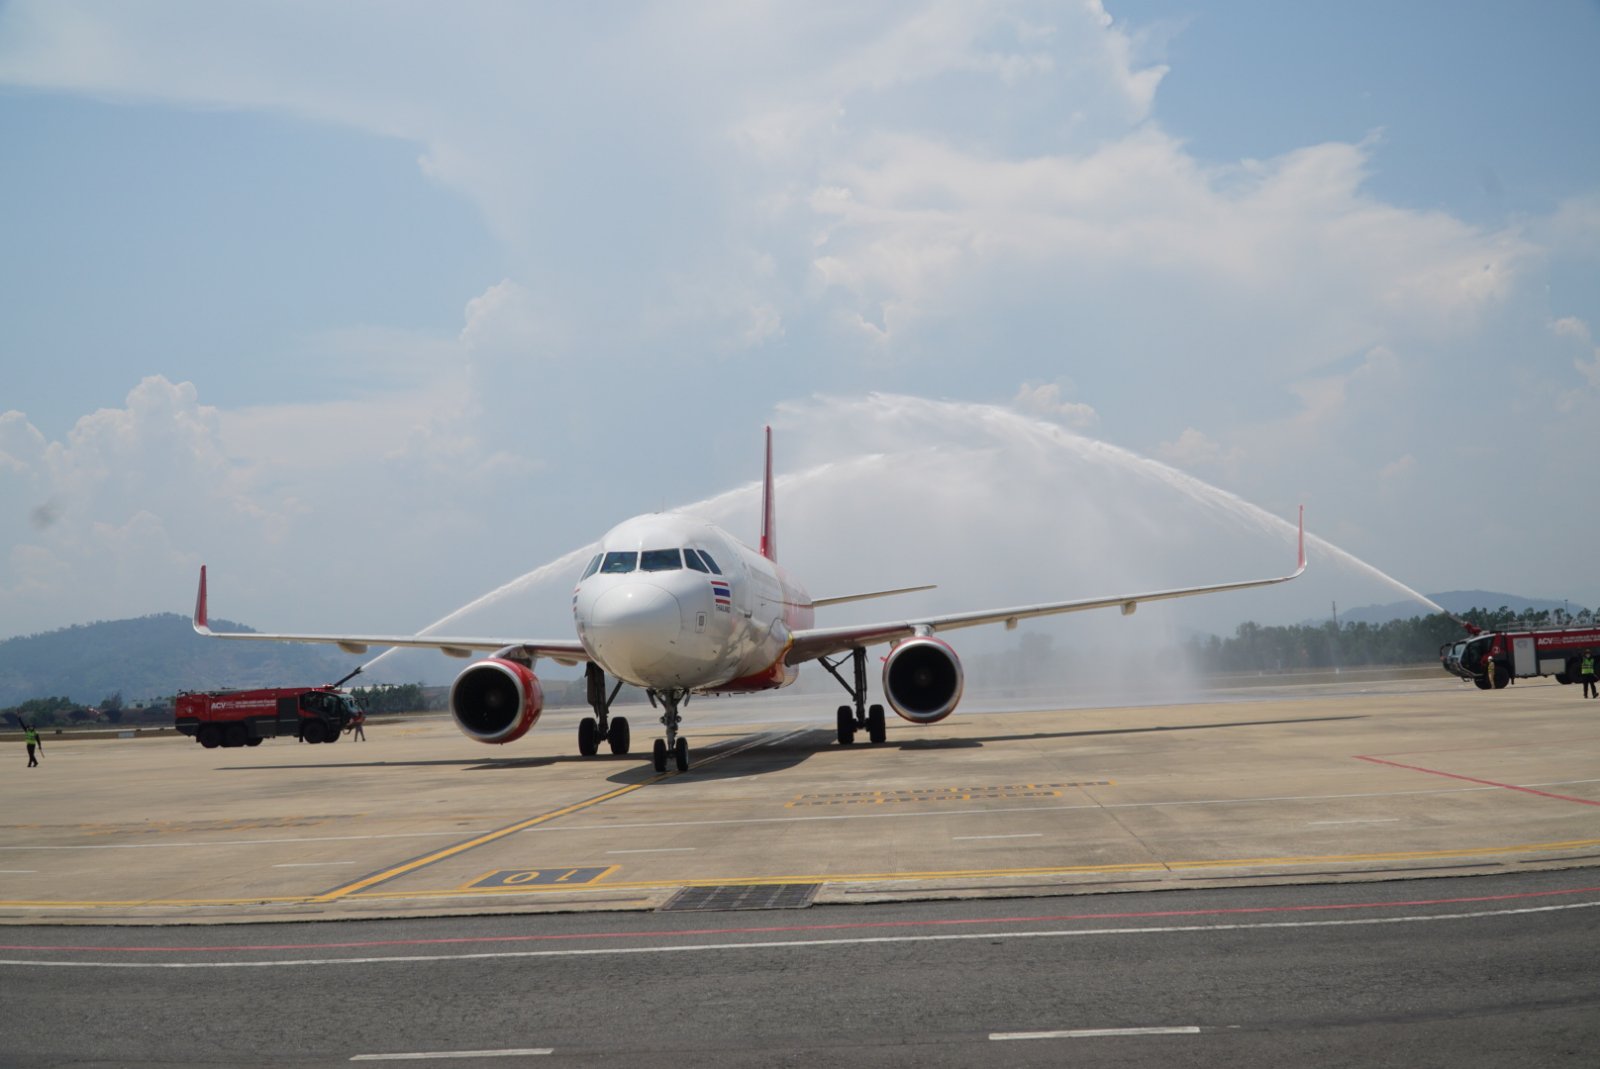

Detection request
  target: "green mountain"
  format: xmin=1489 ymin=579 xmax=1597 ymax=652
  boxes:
xmin=0 ymin=613 xmax=355 ymax=707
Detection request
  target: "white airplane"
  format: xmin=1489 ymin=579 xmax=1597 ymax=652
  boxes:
xmin=194 ymin=429 xmax=1305 ymax=773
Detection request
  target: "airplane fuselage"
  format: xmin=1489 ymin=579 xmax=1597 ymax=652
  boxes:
xmin=572 ymin=514 xmax=814 ymax=693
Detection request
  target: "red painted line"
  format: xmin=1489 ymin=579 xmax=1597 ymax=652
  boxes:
xmin=1360 ymin=734 xmax=1600 ymax=758
xmin=5 ymin=884 xmax=1599 ymax=955
xmin=1355 ymin=755 xmax=1600 ymax=807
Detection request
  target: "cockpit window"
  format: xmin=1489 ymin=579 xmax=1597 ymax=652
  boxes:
xmin=695 ymin=549 xmax=723 ymax=575
xmin=600 ymin=551 xmax=638 ymax=574
xmin=581 ymin=554 xmax=603 ymax=580
xmin=683 ymin=548 xmax=709 ymax=573
xmin=640 ymin=549 xmax=682 ymax=572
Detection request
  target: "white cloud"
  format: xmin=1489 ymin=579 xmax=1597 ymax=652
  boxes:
xmin=1551 ymin=316 xmax=1600 ymax=392
xmin=1012 ymin=381 xmax=1098 ymax=428
xmin=1377 ymin=454 xmax=1415 ymax=482
xmin=1154 ymin=428 xmax=1241 ymax=470
xmin=460 ymin=279 xmax=549 ymax=358
xmin=807 ymin=131 xmax=1531 ymax=364
xmin=0 ymin=378 xmax=255 ymax=630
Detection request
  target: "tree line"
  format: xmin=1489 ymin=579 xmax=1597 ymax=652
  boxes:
xmin=1186 ymin=606 xmax=1598 ymax=674
xmin=1 ymin=692 xmax=174 ymax=729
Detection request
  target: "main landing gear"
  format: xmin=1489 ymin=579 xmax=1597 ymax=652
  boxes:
xmin=819 ymin=647 xmax=886 ymax=746
xmin=578 ymin=663 xmax=631 ymax=757
xmin=648 ymin=688 xmax=690 ymax=773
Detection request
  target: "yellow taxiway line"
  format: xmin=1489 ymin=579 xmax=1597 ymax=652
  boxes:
xmin=3 ymin=836 xmax=1597 ymax=911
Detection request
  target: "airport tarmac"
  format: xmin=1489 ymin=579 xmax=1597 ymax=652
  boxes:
xmin=2 ymin=668 xmax=1597 ymax=925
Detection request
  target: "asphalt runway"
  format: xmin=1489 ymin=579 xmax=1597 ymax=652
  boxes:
xmin=3 ymin=870 xmax=1596 ymax=1067
xmin=2 ymin=667 xmax=1597 ymax=926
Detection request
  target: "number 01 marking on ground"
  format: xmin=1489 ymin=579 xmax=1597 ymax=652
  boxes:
xmin=464 ymin=866 xmax=617 ymax=890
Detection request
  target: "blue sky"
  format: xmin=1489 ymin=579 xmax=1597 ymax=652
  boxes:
xmin=2 ymin=1 xmax=1598 ymax=655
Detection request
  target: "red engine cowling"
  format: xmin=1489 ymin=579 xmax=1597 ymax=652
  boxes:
xmin=882 ymin=636 xmax=964 ymax=724
xmin=450 ymin=658 xmax=543 ymax=744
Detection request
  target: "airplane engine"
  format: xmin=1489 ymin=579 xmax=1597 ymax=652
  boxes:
xmin=882 ymin=637 xmax=964 ymax=724
xmin=450 ymin=658 xmax=544 ymax=744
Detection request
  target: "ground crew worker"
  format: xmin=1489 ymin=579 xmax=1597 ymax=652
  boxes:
xmin=1581 ymin=650 xmax=1597 ymax=699
xmin=349 ymin=710 xmax=367 ymax=741
xmin=1484 ymin=650 xmax=1496 ymax=689
xmin=23 ymin=721 xmax=41 ymax=767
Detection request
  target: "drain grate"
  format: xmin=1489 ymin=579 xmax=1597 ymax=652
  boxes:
xmin=658 ymin=883 xmax=821 ymax=912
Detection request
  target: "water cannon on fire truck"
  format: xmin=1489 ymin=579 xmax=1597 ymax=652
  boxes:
xmin=1441 ymin=619 xmax=1600 ymax=691
xmin=176 ymin=667 xmax=366 ymax=749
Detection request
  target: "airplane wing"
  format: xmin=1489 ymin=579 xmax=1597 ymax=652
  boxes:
xmin=191 ymin=566 xmax=590 ymax=665
xmin=785 ymin=507 xmax=1307 ymax=667
xmin=811 ymin=584 xmax=936 ymax=608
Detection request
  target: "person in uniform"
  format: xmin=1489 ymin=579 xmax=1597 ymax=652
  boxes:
xmin=23 ymin=721 xmax=42 ymax=767
xmin=1581 ymin=649 xmax=1597 ymax=699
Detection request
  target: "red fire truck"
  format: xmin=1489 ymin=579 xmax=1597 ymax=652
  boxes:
xmin=1440 ymin=625 xmax=1600 ymax=690
xmin=175 ymin=686 xmax=363 ymax=748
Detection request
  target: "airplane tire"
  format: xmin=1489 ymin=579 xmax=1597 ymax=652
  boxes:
xmin=652 ymin=738 xmax=667 ymax=773
xmin=608 ymin=716 xmax=631 ymax=755
xmin=198 ymin=725 xmax=222 ymax=749
xmin=578 ymin=717 xmax=600 ymax=757
xmin=674 ymin=737 xmax=689 ymax=773
xmin=867 ymin=704 xmax=886 ymax=745
xmin=836 ymin=706 xmax=855 ymax=746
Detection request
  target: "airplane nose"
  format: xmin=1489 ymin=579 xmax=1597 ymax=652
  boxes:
xmin=587 ymin=584 xmax=683 ymax=680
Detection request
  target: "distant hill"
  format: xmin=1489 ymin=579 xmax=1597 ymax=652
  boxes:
xmin=0 ymin=614 xmax=353 ymax=707
xmin=1330 ymin=590 xmax=1577 ymax=626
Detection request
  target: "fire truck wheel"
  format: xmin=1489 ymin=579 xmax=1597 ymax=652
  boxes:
xmin=223 ymin=723 xmax=247 ymax=748
xmin=1492 ymin=667 xmax=1511 ymax=689
xmin=1555 ymin=672 xmax=1571 ymax=685
xmin=246 ymin=737 xmax=262 ymax=746
xmin=302 ymin=720 xmax=327 ymax=744
xmin=1473 ymin=675 xmax=1492 ymax=690
xmin=323 ymin=725 xmax=340 ymax=743
xmin=198 ymin=724 xmax=222 ymax=749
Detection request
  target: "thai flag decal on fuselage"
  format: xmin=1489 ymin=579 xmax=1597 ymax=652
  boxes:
xmin=711 ymin=580 xmax=732 ymax=612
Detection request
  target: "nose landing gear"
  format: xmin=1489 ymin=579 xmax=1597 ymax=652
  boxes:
xmin=649 ymin=688 xmax=690 ymax=773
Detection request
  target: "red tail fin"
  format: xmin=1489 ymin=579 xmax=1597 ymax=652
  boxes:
xmin=759 ymin=426 xmax=777 ymax=561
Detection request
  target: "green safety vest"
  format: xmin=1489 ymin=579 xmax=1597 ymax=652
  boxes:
xmin=24 ymin=729 xmax=39 ymax=745
xmin=1583 ymin=656 xmax=1596 ymax=676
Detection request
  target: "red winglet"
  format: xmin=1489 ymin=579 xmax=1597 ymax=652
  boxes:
xmin=193 ymin=565 xmax=209 ymax=631
xmin=1297 ymin=505 xmax=1306 ymax=572
xmin=759 ymin=426 xmax=777 ymax=562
